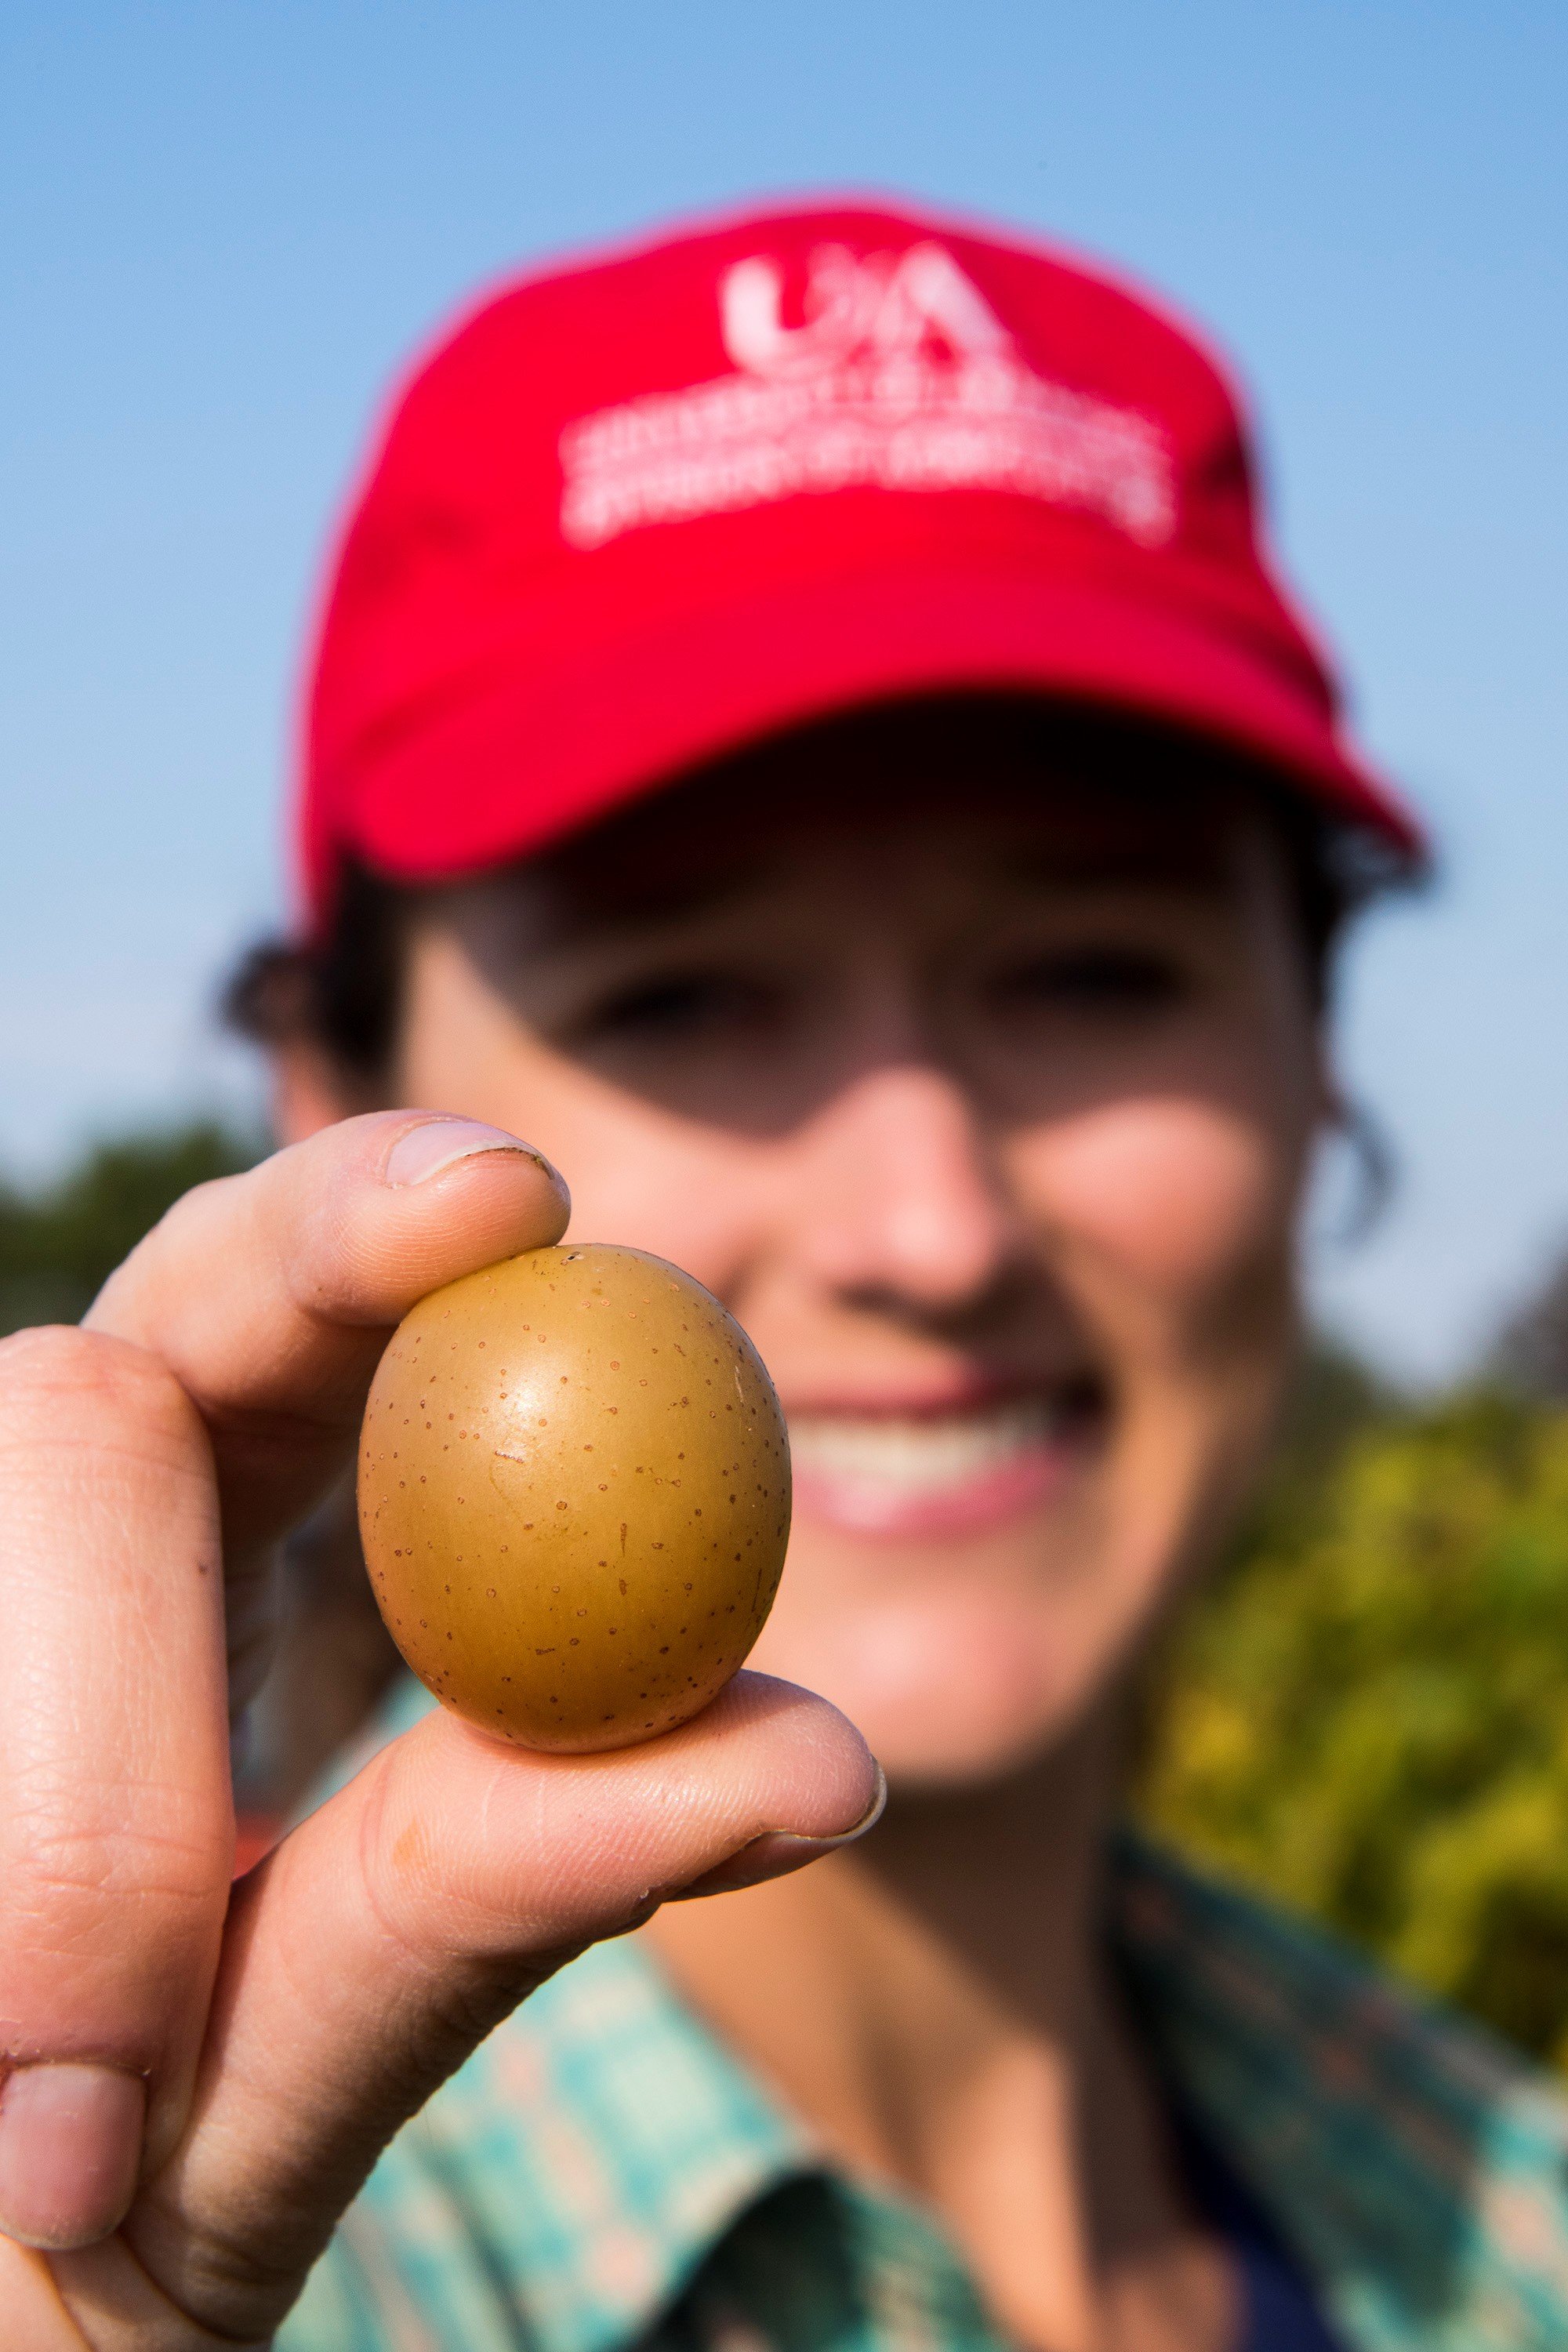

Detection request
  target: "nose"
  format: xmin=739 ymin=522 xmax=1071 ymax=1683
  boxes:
xmin=786 ymin=1064 xmax=1025 ymax=1312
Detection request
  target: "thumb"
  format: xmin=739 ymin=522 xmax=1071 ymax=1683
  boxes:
xmin=100 ymin=1675 xmax=880 ymax=2347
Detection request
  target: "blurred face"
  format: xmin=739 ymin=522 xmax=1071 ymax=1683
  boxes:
xmin=374 ymin=717 xmax=1327 ymax=1783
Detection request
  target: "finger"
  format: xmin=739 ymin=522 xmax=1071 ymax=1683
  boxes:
xmin=0 ymin=1120 xmax=569 ymax=2261
xmin=0 ymin=1327 xmax=230 ymax=2252
xmin=115 ymin=1675 xmax=880 ymax=2347
xmin=0 ymin=2244 xmax=97 ymax=2350
xmin=86 ymin=1112 xmax=571 ymax=1566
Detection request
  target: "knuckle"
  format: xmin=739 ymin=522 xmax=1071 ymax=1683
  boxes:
xmin=23 ymin=1797 xmax=223 ymax=1899
xmin=100 ymin=1169 xmax=241 ymax=1280
xmin=131 ymin=2186 xmax=311 ymax=2343
xmin=0 ymin=1319 xmax=118 ymax=1390
xmin=2 ymin=1767 xmax=230 ymax=1923
xmin=2 ymin=1852 xmax=222 ymax=1976
xmin=0 ymin=1327 xmax=190 ymax=1411
xmin=84 ymin=1170 xmax=249 ymax=1348
xmin=0 ymin=1325 xmax=202 ymax=1456
xmin=352 ymin=1755 xmax=535 ymax=1991
xmin=354 ymin=1748 xmax=627 ymax=2012
xmin=134 ymin=1172 xmax=245 ymax=1278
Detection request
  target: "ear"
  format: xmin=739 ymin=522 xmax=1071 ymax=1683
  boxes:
xmin=268 ymin=1040 xmax=372 ymax=1146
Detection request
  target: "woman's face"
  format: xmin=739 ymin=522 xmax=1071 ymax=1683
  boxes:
xmin=345 ymin=721 xmax=1327 ymax=1784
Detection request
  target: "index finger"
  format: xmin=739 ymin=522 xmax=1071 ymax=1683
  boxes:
xmin=86 ymin=1112 xmax=571 ymax=1558
xmin=0 ymin=1118 xmax=567 ymax=2253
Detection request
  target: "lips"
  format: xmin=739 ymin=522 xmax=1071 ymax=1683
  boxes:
xmin=786 ymin=1388 xmax=1101 ymax=1538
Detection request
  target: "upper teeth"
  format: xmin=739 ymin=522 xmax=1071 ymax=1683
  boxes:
xmin=787 ymin=1400 xmax=1058 ymax=1495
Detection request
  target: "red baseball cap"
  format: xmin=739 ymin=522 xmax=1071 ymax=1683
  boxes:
xmin=299 ymin=194 xmax=1425 ymax=925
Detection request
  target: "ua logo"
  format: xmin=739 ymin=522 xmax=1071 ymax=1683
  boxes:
xmin=720 ymin=241 xmax=1014 ymax=379
xmin=560 ymin=237 xmax=1174 ymax=551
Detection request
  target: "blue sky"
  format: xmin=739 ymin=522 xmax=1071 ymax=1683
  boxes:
xmin=2 ymin=2 xmax=1564 ymax=1384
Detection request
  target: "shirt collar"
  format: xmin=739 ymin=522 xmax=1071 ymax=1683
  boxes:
xmin=411 ymin=1933 xmax=819 ymax=2352
xmin=358 ymin=1675 xmax=818 ymax=2352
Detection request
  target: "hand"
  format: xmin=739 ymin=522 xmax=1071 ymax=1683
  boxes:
xmin=0 ymin=1112 xmax=880 ymax=2349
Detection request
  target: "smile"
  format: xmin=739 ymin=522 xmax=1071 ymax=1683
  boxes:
xmin=786 ymin=1390 xmax=1102 ymax=1539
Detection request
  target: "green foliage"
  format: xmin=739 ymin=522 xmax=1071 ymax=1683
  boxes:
xmin=0 ymin=1123 xmax=257 ymax=1336
xmin=1140 ymin=1383 xmax=1568 ymax=2071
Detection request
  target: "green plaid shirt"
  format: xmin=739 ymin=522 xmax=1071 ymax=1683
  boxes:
xmin=279 ymin=1685 xmax=1568 ymax=2352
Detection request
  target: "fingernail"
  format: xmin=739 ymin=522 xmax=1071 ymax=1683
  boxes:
xmin=384 ymin=1118 xmax=557 ymax=1189
xmin=0 ymin=2062 xmax=146 ymax=2250
xmin=677 ymin=1766 xmax=887 ymax=1900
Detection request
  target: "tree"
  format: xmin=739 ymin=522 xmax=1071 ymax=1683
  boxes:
xmin=0 ymin=1123 xmax=256 ymax=1336
xmin=1139 ymin=1386 xmax=1568 ymax=2069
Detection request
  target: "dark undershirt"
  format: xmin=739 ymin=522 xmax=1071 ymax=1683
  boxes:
xmin=1171 ymin=2107 xmax=1345 ymax=2352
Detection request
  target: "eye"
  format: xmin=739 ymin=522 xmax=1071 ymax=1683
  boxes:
xmin=990 ymin=946 xmax=1187 ymax=1015
xmin=574 ymin=969 xmax=781 ymax=1047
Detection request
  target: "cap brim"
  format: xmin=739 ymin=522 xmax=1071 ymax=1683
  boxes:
xmin=328 ymin=556 xmax=1425 ymax=902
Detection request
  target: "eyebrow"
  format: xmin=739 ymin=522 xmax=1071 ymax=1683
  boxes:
xmin=463 ymin=852 xmax=779 ymax=959
xmin=1003 ymin=840 xmax=1231 ymax=891
xmin=460 ymin=808 xmax=1236 ymax=963
xmin=579 ymin=859 xmax=780 ymax=931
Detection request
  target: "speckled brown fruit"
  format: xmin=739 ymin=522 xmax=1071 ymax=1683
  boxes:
xmin=358 ymin=1243 xmax=791 ymax=1751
